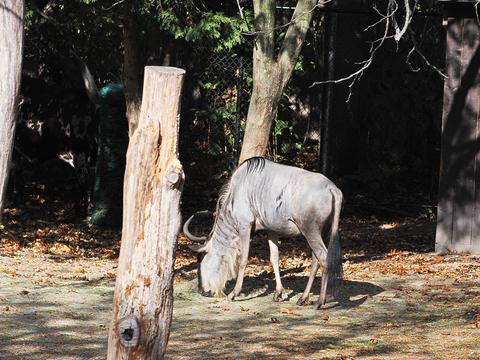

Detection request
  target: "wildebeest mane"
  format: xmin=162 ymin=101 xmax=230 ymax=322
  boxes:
xmin=201 ymin=157 xmax=268 ymax=295
xmin=242 ymin=156 xmax=266 ymax=175
xmin=217 ymin=181 xmax=231 ymax=207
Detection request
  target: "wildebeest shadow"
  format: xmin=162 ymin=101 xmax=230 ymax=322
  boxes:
xmin=226 ymin=271 xmax=384 ymax=309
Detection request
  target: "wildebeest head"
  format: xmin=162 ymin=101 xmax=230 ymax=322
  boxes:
xmin=183 ymin=211 xmax=239 ymax=297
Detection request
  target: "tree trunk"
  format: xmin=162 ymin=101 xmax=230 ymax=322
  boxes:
xmin=320 ymin=10 xmax=337 ymax=176
xmin=239 ymin=0 xmax=318 ymax=163
xmin=122 ymin=3 xmax=143 ymax=137
xmin=107 ymin=67 xmax=185 ymax=359
xmin=240 ymin=73 xmax=282 ymax=160
xmin=0 ymin=0 xmax=24 ymax=222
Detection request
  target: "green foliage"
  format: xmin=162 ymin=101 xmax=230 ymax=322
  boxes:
xmin=185 ymin=12 xmax=251 ymax=52
xmin=23 ymin=1 xmax=123 ymax=85
xmin=196 ymin=86 xmax=239 ymax=157
xmin=23 ymin=0 xmax=251 ymax=85
xmin=272 ymin=115 xmax=303 ymax=161
xmin=294 ymin=55 xmax=304 ymax=71
xmin=155 ymin=9 xmax=185 ymax=38
xmin=154 ymin=6 xmax=251 ymax=52
xmin=24 ymin=8 xmax=34 ymax=29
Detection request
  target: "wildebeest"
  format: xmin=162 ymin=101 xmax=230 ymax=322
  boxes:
xmin=184 ymin=157 xmax=343 ymax=309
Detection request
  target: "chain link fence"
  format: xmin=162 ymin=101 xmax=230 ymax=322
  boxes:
xmin=198 ymin=52 xmax=252 ymax=168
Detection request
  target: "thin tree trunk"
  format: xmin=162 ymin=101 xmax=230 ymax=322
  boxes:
xmin=240 ymin=75 xmax=282 ymax=160
xmin=320 ymin=10 xmax=337 ymax=175
xmin=0 ymin=0 xmax=24 ymax=222
xmin=239 ymin=0 xmax=318 ymax=163
xmin=123 ymin=3 xmax=142 ymax=137
xmin=107 ymin=67 xmax=185 ymax=359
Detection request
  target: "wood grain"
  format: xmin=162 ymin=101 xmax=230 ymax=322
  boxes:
xmin=107 ymin=66 xmax=185 ymax=359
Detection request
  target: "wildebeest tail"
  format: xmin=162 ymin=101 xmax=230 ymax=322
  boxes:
xmin=325 ymin=187 xmax=343 ymax=298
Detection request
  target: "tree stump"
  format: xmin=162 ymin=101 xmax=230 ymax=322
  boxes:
xmin=107 ymin=66 xmax=185 ymax=359
xmin=0 ymin=1 xmax=24 ymax=221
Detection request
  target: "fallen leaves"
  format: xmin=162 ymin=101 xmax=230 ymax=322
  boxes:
xmin=1 ymin=267 xmax=19 ymax=277
xmin=343 ymin=251 xmax=480 ymax=280
xmin=104 ymin=271 xmax=116 ymax=279
xmin=0 ymin=207 xmax=121 ymax=260
xmin=279 ymin=306 xmax=303 ymax=317
xmin=49 ymin=243 xmax=72 ymax=255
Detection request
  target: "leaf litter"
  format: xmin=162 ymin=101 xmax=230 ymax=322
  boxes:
xmin=0 ymin=195 xmax=479 ymax=359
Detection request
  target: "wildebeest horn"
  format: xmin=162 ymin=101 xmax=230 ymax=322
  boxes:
xmin=183 ymin=210 xmax=211 ymax=243
xmin=188 ymin=243 xmax=208 ymax=253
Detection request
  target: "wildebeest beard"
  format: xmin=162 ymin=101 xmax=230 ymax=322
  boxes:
xmin=196 ymin=181 xmax=242 ymax=297
xmin=199 ymin=244 xmax=240 ymax=297
xmin=196 ymin=252 xmax=209 ymax=296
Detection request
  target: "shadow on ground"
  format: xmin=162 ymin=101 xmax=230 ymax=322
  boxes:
xmin=168 ymin=275 xmax=477 ymax=360
xmin=0 ymin=280 xmax=113 ymax=360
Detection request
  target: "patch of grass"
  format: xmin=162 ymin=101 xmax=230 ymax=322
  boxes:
xmin=91 ymin=286 xmax=114 ymax=297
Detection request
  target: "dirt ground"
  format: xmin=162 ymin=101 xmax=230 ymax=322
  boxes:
xmin=1 ymin=209 xmax=479 ymax=360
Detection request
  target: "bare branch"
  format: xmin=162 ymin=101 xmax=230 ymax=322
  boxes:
xmin=406 ymin=46 xmax=421 ymax=72
xmin=310 ymin=0 xmax=427 ymax=101
xmin=102 ymin=0 xmax=126 ymax=11
xmin=364 ymin=3 xmax=397 ymax=32
xmin=406 ymin=28 xmax=447 ymax=79
xmin=310 ymin=1 xmax=394 ymax=101
xmin=475 ymin=0 xmax=480 ymax=24
xmin=236 ymin=0 xmax=245 ymax=19
xmin=394 ymin=0 xmax=415 ymax=42
xmin=243 ymin=0 xmax=331 ymax=36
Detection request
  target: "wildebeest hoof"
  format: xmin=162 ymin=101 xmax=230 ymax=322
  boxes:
xmin=313 ymin=302 xmax=323 ymax=310
xmin=314 ymin=297 xmax=337 ymax=310
xmin=199 ymin=289 xmax=212 ymax=297
xmin=296 ymin=296 xmax=309 ymax=306
xmin=226 ymin=292 xmax=236 ymax=301
xmin=273 ymin=290 xmax=284 ymax=302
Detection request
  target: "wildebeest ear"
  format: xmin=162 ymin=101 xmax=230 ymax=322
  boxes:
xmin=189 ymin=243 xmax=208 ymax=253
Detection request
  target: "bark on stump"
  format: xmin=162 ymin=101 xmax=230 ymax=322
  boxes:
xmin=107 ymin=66 xmax=185 ymax=359
xmin=0 ymin=0 xmax=24 ymax=221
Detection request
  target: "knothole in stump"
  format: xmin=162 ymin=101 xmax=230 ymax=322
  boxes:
xmin=118 ymin=316 xmax=140 ymax=347
xmin=167 ymin=165 xmax=184 ymax=189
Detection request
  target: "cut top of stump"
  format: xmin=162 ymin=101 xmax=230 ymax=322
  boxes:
xmin=145 ymin=66 xmax=186 ymax=76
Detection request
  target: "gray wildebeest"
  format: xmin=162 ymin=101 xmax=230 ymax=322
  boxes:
xmin=184 ymin=157 xmax=343 ymax=309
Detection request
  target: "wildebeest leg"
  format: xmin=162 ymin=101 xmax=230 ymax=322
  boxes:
xmin=296 ymin=254 xmax=320 ymax=305
xmin=314 ymin=268 xmax=330 ymax=309
xmin=227 ymin=228 xmax=251 ymax=301
xmin=300 ymin=227 xmax=328 ymax=308
xmin=268 ymin=233 xmax=284 ymax=301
